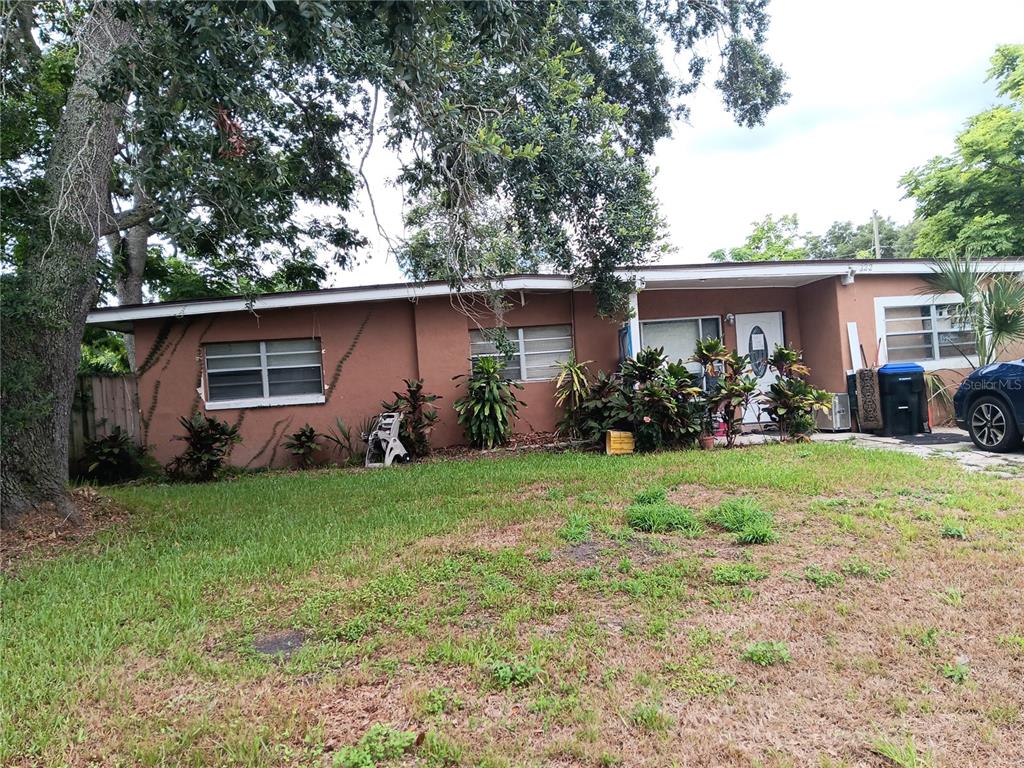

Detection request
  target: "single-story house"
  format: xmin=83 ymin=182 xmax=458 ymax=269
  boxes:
xmin=87 ymin=258 xmax=1024 ymax=467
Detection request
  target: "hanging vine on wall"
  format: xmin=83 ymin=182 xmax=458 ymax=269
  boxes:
xmin=326 ymin=310 xmax=372 ymax=401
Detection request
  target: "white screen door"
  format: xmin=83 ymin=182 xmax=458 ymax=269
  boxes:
xmin=735 ymin=311 xmax=784 ymax=424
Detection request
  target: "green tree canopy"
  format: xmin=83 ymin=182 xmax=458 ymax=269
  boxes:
xmin=805 ymin=217 xmax=919 ymax=260
xmin=709 ymin=213 xmax=806 ymax=262
xmin=901 ymin=44 xmax=1024 ymax=259
xmin=1 ymin=0 xmax=790 ymax=523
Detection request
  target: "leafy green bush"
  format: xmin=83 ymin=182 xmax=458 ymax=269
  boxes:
xmin=381 ymin=378 xmax=440 ymax=458
xmin=168 ymin=413 xmax=241 ymax=481
xmin=453 ymin=356 xmax=524 ymax=448
xmin=760 ymin=346 xmax=832 ymax=442
xmin=741 ymin=640 xmax=791 ymax=666
xmin=283 ymin=424 xmax=321 ymax=468
xmin=626 ymin=501 xmax=702 ymax=535
xmin=82 ymin=427 xmax=144 ymax=484
xmin=710 ymin=562 xmax=767 ymax=586
xmin=707 ymin=497 xmax=779 ymax=544
xmin=554 ymin=353 xmax=593 ymax=440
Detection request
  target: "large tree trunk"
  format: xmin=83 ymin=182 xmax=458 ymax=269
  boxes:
xmin=108 ymin=178 xmax=152 ymax=369
xmin=0 ymin=3 xmax=135 ymax=528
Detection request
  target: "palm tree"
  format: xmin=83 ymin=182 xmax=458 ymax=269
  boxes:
xmin=924 ymin=253 xmax=1024 ymax=369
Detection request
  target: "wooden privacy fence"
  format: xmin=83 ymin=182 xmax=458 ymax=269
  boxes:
xmin=69 ymin=375 xmax=141 ymax=468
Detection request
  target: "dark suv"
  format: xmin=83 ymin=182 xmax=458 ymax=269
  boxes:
xmin=953 ymin=359 xmax=1024 ymax=452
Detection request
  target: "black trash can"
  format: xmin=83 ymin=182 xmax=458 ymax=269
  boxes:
xmin=876 ymin=363 xmax=929 ymax=436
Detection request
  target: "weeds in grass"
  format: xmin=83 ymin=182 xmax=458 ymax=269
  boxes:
xmin=803 ymin=565 xmax=843 ymax=590
xmin=558 ymin=513 xmax=591 ymax=543
xmin=741 ymin=640 xmax=792 ymax=666
xmin=940 ymin=519 xmax=966 ymax=539
xmin=422 ymin=687 xmax=461 ymax=716
xmin=997 ymin=633 xmax=1024 ymax=656
xmin=332 ymin=724 xmax=416 ymax=768
xmin=662 ymin=655 xmax=736 ymax=697
xmin=710 ymin=562 xmax=767 ymax=586
xmin=628 ymin=701 xmax=672 ymax=734
xmin=634 ymin=487 xmax=667 ymax=505
xmin=909 ymin=626 xmax=940 ymax=651
xmin=871 ymin=735 xmax=935 ymax=768
xmin=626 ymin=501 xmax=702 ymax=535
xmin=938 ymin=587 xmax=964 ymax=607
xmin=687 ymin=625 xmax=722 ymax=650
xmin=488 ymin=657 xmax=541 ymax=689
xmin=707 ymin=497 xmax=779 ymax=544
xmin=840 ymin=557 xmax=892 ymax=581
xmin=941 ymin=660 xmax=970 ymax=684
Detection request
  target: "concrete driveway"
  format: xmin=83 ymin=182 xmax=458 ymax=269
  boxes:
xmin=814 ymin=427 xmax=1024 ymax=476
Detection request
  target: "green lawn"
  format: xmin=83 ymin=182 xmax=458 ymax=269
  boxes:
xmin=3 ymin=443 xmax=1024 ymax=767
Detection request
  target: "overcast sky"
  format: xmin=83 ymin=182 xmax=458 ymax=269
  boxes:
xmin=333 ymin=0 xmax=1023 ymax=288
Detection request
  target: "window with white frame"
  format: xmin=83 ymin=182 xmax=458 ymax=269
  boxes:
xmin=640 ymin=316 xmax=722 ymax=375
xmin=204 ymin=338 xmax=324 ymax=408
xmin=469 ymin=325 xmax=573 ymax=381
xmin=883 ymin=301 xmax=976 ymax=363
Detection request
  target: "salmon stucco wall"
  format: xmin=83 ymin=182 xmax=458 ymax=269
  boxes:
xmin=134 ymin=300 xmax=420 ymax=467
xmin=638 ymin=287 xmax=803 ymax=353
xmin=131 ymin=291 xmax=624 ymax=468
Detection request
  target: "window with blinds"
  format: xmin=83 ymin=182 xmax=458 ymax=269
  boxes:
xmin=204 ymin=338 xmax=324 ymax=407
xmin=883 ymin=303 xmax=976 ymax=363
xmin=640 ymin=316 xmax=722 ymax=376
xmin=469 ymin=324 xmax=573 ymax=381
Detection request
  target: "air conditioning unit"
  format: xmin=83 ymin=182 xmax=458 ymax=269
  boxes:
xmin=816 ymin=393 xmax=852 ymax=432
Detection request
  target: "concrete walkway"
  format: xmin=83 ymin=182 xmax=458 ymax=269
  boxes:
xmin=739 ymin=427 xmax=1024 ymax=476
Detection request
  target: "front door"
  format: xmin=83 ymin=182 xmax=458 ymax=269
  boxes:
xmin=735 ymin=311 xmax=785 ymax=424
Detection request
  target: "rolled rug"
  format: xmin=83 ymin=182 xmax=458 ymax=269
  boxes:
xmin=855 ymin=367 xmax=883 ymax=431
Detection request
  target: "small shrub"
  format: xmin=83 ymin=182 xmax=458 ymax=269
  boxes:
xmin=558 ymin=512 xmax=591 ymax=543
xmin=283 ymin=424 xmax=321 ymax=468
xmin=626 ymin=501 xmax=702 ymax=535
xmin=741 ymin=640 xmax=792 ymax=667
xmin=707 ymin=497 xmax=779 ymax=544
xmin=940 ymin=519 xmax=966 ymax=539
xmin=332 ymin=723 xmax=416 ymax=768
xmin=711 ymin=563 xmax=767 ymax=586
xmin=381 ymin=378 xmax=440 ymax=458
xmin=633 ymin=486 xmax=667 ymax=505
xmin=488 ymin=657 xmax=540 ymax=689
xmin=82 ymin=427 xmax=143 ymax=484
xmin=554 ymin=353 xmax=594 ymax=440
xmin=453 ymin=357 xmax=524 ymax=449
xmin=323 ymin=416 xmax=368 ymax=465
xmin=168 ymin=413 xmax=241 ymax=481
xmin=803 ymin=565 xmax=843 ymax=590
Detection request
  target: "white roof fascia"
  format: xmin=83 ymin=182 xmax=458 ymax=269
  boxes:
xmin=86 ymin=275 xmax=575 ymax=324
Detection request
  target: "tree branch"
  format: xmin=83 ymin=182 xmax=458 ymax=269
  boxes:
xmin=99 ymin=204 xmax=157 ymax=236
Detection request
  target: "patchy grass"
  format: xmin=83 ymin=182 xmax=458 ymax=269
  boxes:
xmin=625 ymin=500 xmax=702 ymax=535
xmin=740 ymin=640 xmax=792 ymax=667
xmin=2 ymin=442 xmax=1024 ymax=766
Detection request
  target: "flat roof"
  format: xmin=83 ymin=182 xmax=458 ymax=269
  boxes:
xmin=87 ymin=257 xmax=1024 ymax=331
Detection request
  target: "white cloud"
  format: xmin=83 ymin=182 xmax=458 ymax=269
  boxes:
xmin=335 ymin=0 xmax=1023 ymax=285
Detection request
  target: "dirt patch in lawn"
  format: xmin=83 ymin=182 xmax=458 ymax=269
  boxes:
xmin=1 ymin=487 xmax=132 ymax=574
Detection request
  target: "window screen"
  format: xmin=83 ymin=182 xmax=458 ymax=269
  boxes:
xmin=205 ymin=338 xmax=323 ymax=404
xmin=469 ymin=325 xmax=573 ymax=381
xmin=640 ymin=317 xmax=722 ymax=375
xmin=884 ymin=303 xmax=975 ymax=363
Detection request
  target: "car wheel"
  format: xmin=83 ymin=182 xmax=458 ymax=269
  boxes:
xmin=967 ymin=396 xmax=1021 ymax=452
